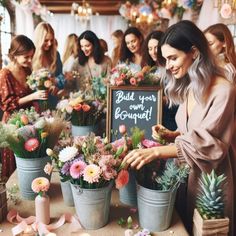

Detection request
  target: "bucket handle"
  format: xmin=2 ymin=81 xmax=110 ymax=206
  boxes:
xmin=74 ymin=185 xmax=83 ymax=195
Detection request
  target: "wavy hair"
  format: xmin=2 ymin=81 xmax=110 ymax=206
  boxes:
xmin=157 ymin=20 xmax=224 ymax=106
xmin=62 ymin=33 xmax=78 ymax=64
xmin=119 ymin=27 xmax=144 ymax=63
xmin=141 ymin=30 xmax=163 ymax=67
xmin=204 ymin=23 xmax=236 ymax=69
xmin=78 ymin=30 xmax=104 ymax=65
xmin=33 ymin=22 xmax=57 ymax=73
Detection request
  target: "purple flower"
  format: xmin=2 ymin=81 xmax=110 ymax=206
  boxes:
xmin=60 ymin=162 xmax=72 ymax=176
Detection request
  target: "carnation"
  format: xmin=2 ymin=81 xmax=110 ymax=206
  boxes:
xmin=58 ymin=146 xmax=78 ymax=162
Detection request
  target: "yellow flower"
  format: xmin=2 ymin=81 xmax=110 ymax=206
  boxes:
xmin=41 ymin=132 xmax=48 ymax=139
xmin=69 ymin=96 xmax=84 ymax=106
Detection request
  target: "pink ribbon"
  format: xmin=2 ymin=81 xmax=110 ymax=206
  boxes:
xmin=7 ymin=209 xmax=82 ymax=235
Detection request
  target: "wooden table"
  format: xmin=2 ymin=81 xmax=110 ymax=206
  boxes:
xmin=1 ymin=171 xmax=189 ymax=236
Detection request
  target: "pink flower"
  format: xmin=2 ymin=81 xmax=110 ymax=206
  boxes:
xmin=220 ymin=3 xmax=232 ymax=19
xmin=119 ymin=124 xmax=127 ymax=134
xmin=70 ymin=161 xmax=87 ymax=179
xmin=31 ymin=177 xmax=50 ymax=193
xmin=115 ymin=78 xmax=125 ymax=86
xmin=83 ymin=164 xmax=101 ymax=183
xmin=141 ymin=139 xmax=162 ymax=148
xmin=102 ymin=166 xmax=117 ymax=181
xmin=130 ymin=77 xmax=137 ymax=86
xmin=44 ymin=162 xmax=53 ymax=175
xmin=115 ymin=169 xmax=129 ymax=189
xmin=24 ymin=138 xmax=39 ymax=152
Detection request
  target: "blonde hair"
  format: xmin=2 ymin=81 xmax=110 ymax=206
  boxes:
xmin=62 ymin=33 xmax=78 ymax=64
xmin=111 ymin=30 xmax=123 ymax=66
xmin=33 ymin=22 xmax=57 ymax=73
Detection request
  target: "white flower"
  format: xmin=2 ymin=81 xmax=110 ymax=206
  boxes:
xmin=46 ymin=148 xmax=54 ymax=156
xmin=34 ymin=118 xmax=46 ymax=129
xmin=58 ymin=146 xmax=78 ymax=162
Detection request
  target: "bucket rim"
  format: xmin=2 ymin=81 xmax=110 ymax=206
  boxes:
xmin=137 ymin=183 xmax=178 ymax=193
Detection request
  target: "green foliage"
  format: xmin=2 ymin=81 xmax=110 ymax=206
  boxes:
xmin=155 ymin=161 xmax=190 ymax=191
xmin=130 ymin=127 xmax=145 ymax=149
xmin=196 ymin=170 xmax=226 ymax=220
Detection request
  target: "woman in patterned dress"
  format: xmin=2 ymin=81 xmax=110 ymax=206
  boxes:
xmin=0 ymin=35 xmax=47 ymax=178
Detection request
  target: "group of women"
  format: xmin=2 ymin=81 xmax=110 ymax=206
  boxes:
xmin=0 ymin=19 xmax=235 ymax=235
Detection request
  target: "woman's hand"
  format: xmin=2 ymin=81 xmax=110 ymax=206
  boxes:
xmin=152 ymin=124 xmax=180 ymax=144
xmin=31 ymin=90 xmax=48 ymax=101
xmin=48 ymin=85 xmax=59 ymax=96
xmin=122 ymin=147 xmax=159 ymax=170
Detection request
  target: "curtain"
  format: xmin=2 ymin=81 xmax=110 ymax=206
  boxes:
xmin=45 ymin=14 xmax=128 ymax=57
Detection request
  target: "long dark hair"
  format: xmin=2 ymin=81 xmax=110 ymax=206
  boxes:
xmin=141 ymin=30 xmax=163 ymax=67
xmin=119 ymin=27 xmax=144 ymax=63
xmin=157 ymin=20 xmax=224 ymax=106
xmin=78 ymin=30 xmax=104 ymax=65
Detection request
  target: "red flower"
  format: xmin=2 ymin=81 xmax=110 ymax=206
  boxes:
xmin=24 ymin=138 xmax=40 ymax=152
xmin=115 ymin=169 xmax=129 ymax=189
xmin=82 ymin=104 xmax=91 ymax=112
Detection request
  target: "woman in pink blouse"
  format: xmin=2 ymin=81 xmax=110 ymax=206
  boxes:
xmin=0 ymin=35 xmax=47 ymax=178
xmin=123 ymin=21 xmax=236 ymax=235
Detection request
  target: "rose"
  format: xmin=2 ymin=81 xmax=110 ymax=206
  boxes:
xmin=220 ymin=3 xmax=232 ymax=19
xmin=119 ymin=124 xmax=127 ymax=135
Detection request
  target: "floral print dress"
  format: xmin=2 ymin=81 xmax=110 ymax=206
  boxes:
xmin=0 ymin=68 xmax=34 ymax=178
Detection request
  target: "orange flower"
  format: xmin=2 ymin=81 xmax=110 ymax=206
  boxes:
xmin=41 ymin=132 xmax=48 ymax=139
xmin=115 ymin=169 xmax=129 ymax=189
xmin=73 ymin=104 xmax=82 ymax=111
xmin=82 ymin=104 xmax=91 ymax=112
xmin=44 ymin=80 xmax=52 ymax=88
xmin=20 ymin=115 xmax=29 ymax=125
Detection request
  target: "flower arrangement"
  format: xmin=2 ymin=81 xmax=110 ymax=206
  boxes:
xmin=56 ymin=91 xmax=106 ymax=126
xmin=27 ymin=68 xmax=54 ymax=91
xmin=0 ymin=107 xmax=66 ymax=158
xmin=31 ymin=177 xmax=50 ymax=196
xmin=110 ymin=64 xmax=161 ymax=87
xmin=46 ymin=133 xmax=129 ymax=189
xmin=92 ymin=73 xmax=108 ymax=100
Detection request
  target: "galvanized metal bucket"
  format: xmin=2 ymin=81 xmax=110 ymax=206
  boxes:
xmin=15 ymin=156 xmax=52 ymax=200
xmin=60 ymin=180 xmax=74 ymax=206
xmin=119 ymin=169 xmax=137 ymax=207
xmin=71 ymin=125 xmax=97 ymax=137
xmin=137 ymin=184 xmax=177 ymax=232
xmin=70 ymin=182 xmax=113 ymax=229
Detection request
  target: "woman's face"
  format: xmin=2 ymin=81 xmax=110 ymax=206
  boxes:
xmin=148 ymin=38 xmax=158 ymax=62
xmin=125 ymin=33 xmax=141 ymax=54
xmin=161 ymin=44 xmax=194 ymax=79
xmin=15 ymin=49 xmax=35 ymax=68
xmin=80 ymin=38 xmax=93 ymax=57
xmin=43 ymin=33 xmax=54 ymax=51
xmin=205 ymin=32 xmax=224 ymax=56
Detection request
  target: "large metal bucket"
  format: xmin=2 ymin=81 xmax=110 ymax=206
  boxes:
xmin=60 ymin=180 xmax=74 ymax=206
xmin=119 ymin=169 xmax=137 ymax=207
xmin=15 ymin=156 xmax=52 ymax=200
xmin=70 ymin=182 xmax=112 ymax=229
xmin=137 ymin=184 xmax=177 ymax=232
xmin=71 ymin=125 xmax=98 ymax=137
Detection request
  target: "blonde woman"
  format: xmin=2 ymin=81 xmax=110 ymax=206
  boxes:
xmin=111 ymin=29 xmax=123 ymax=67
xmin=33 ymin=22 xmax=65 ymax=109
xmin=62 ymin=33 xmax=79 ymax=73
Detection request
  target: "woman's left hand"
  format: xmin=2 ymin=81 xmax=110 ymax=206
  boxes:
xmin=122 ymin=147 xmax=159 ymax=170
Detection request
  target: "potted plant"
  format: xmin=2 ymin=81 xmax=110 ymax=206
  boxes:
xmin=193 ymin=170 xmax=229 ymax=236
xmin=0 ymin=107 xmax=65 ymax=200
xmin=136 ymin=160 xmax=190 ymax=232
xmin=56 ymin=91 xmax=106 ymax=137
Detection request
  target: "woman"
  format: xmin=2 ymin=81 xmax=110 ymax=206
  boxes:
xmin=0 ymin=35 xmax=47 ymax=178
xmin=204 ymin=23 xmax=236 ymax=83
xmin=111 ymin=29 xmax=124 ymax=67
xmin=33 ymin=22 xmax=65 ymax=109
xmin=123 ymin=21 xmax=235 ymax=235
xmin=62 ymin=33 xmax=79 ymax=73
xmin=120 ymin=27 xmax=144 ymax=72
xmin=141 ymin=30 xmax=178 ymax=131
xmin=74 ymin=30 xmax=112 ymax=92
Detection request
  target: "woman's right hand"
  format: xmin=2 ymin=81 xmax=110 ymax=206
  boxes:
xmin=152 ymin=124 xmax=180 ymax=144
xmin=31 ymin=90 xmax=48 ymax=101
